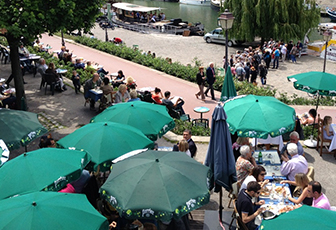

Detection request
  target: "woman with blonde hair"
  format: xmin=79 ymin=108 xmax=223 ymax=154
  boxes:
xmin=178 ymin=139 xmax=191 ymax=157
xmin=281 ymin=173 xmax=313 ymax=205
xmin=323 ymin=116 xmax=334 ymax=140
xmin=126 ymin=76 xmax=137 ymax=90
xmin=114 ymin=84 xmax=130 ymax=103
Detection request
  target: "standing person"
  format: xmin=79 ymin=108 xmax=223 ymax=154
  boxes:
xmin=71 ymin=70 xmax=81 ymax=94
xmin=297 ymin=40 xmax=303 ymax=58
xmin=178 ymin=139 xmax=191 ymax=157
xmin=272 ymin=48 xmax=280 ymax=69
xmin=263 ymin=51 xmax=271 ymax=69
xmin=195 ymin=66 xmax=206 ymax=101
xmin=287 ymin=41 xmax=294 ymax=60
xmin=244 ymin=62 xmax=251 ymax=82
xmin=250 ymin=66 xmax=258 ymax=85
xmin=281 ymin=43 xmax=287 ymax=62
xmin=307 ymin=181 xmax=331 ymax=210
xmin=204 ymin=62 xmax=216 ymax=100
xmin=235 ymin=63 xmax=246 ymax=81
xmin=259 ymin=64 xmax=267 ymax=85
xmin=173 ymin=129 xmax=197 ymax=158
xmin=290 ymin=45 xmax=298 ymax=63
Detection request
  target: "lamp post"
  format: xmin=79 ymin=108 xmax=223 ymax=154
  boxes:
xmin=323 ymin=30 xmax=332 ymax=73
xmin=217 ymin=9 xmax=235 ymax=72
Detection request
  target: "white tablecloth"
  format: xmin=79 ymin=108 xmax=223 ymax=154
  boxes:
xmin=251 ymin=135 xmax=284 ymax=150
xmin=328 ymin=124 xmax=336 ymax=152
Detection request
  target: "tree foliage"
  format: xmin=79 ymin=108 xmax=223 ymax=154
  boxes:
xmin=0 ymin=0 xmax=103 ymax=109
xmin=224 ymin=0 xmax=320 ymax=42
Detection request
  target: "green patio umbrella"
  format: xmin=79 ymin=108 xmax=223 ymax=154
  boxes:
xmin=100 ymin=150 xmax=211 ymax=222
xmin=0 ymin=148 xmax=90 ymax=200
xmin=91 ymin=101 xmax=175 ymax=141
xmin=57 ymin=122 xmax=154 ymax=171
xmin=0 ymin=192 xmax=109 ymax=230
xmin=220 ymin=66 xmax=237 ymax=102
xmin=261 ymin=205 xmax=336 ymax=230
xmin=0 ymin=139 xmax=9 ymax=166
xmin=0 ymin=108 xmax=48 ymax=150
xmin=223 ymin=95 xmax=296 ymax=139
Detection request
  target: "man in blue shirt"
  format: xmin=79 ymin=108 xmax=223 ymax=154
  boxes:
xmin=272 ymin=48 xmax=280 ymax=69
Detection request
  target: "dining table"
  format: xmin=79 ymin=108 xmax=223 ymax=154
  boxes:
xmin=253 ymin=150 xmax=285 ymax=181
xmin=251 ymin=135 xmax=284 ymax=151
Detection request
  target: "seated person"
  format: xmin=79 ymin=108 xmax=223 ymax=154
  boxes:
xmin=161 ymin=91 xmax=185 ymax=115
xmin=0 ymin=92 xmax=16 ymax=109
xmin=114 ymin=84 xmax=130 ymax=103
xmin=74 ymin=58 xmax=85 ymax=70
xmin=323 ymin=116 xmax=334 ymax=141
xmin=300 ymin=108 xmax=317 ymax=125
xmin=236 ymin=181 xmax=265 ymax=230
xmin=232 ymin=137 xmax=250 ymax=162
xmin=280 ymin=143 xmax=308 ymax=191
xmin=37 ymin=58 xmax=48 ymax=74
xmin=33 ymin=39 xmax=47 ymax=52
xmin=58 ymin=46 xmax=67 ymax=61
xmin=112 ymin=70 xmax=125 ymax=88
xmin=280 ymin=131 xmax=304 ymax=159
xmin=84 ymin=73 xmax=102 ymax=110
xmin=236 ymin=145 xmax=257 ymax=184
xmin=63 ymin=52 xmax=73 ymax=65
xmin=45 ymin=62 xmax=67 ymax=91
xmin=71 ymin=70 xmax=81 ymax=94
xmin=85 ymin=61 xmax=97 ymax=74
xmin=18 ymin=44 xmax=33 ymax=73
xmin=178 ymin=139 xmax=191 ymax=157
xmin=307 ymin=181 xmax=330 ymax=210
xmin=128 ymin=90 xmax=140 ymax=102
xmin=239 ymin=165 xmax=268 ymax=193
xmin=100 ymin=77 xmax=116 ymax=102
xmin=126 ymin=76 xmax=137 ymax=91
xmin=281 ymin=173 xmax=313 ymax=206
xmin=152 ymin=87 xmax=163 ymax=104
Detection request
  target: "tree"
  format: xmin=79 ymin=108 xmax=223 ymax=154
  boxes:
xmin=0 ymin=0 xmax=103 ymax=109
xmin=224 ymin=0 xmax=320 ymax=43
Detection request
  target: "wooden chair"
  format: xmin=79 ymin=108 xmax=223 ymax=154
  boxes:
xmin=227 ymin=181 xmax=241 ymax=208
xmin=229 ymin=199 xmax=249 ymax=230
xmin=316 ymin=114 xmax=332 ymax=156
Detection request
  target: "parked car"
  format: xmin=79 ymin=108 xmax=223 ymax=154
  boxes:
xmin=203 ymin=28 xmax=242 ymax=46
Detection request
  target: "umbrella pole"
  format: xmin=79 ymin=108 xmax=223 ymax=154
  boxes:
xmin=310 ymin=95 xmax=320 ymax=139
xmin=219 ymin=187 xmax=223 ymax=223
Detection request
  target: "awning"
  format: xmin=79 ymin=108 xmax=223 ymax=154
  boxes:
xmin=112 ymin=3 xmax=162 ymax=13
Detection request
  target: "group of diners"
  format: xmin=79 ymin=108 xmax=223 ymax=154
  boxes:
xmin=234 ymin=131 xmax=331 ymax=230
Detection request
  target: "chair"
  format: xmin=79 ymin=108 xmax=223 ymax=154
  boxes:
xmin=42 ymin=73 xmax=58 ymax=95
xmin=227 ymin=181 xmax=241 ymax=208
xmin=306 ymin=166 xmax=315 ymax=181
xmin=38 ymin=68 xmax=46 ymax=89
xmin=192 ymin=118 xmax=209 ymax=128
xmin=316 ymin=114 xmax=332 ymax=156
xmin=229 ymin=199 xmax=249 ymax=230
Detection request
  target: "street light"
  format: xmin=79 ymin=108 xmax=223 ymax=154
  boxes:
xmin=322 ymin=30 xmax=332 ymax=73
xmin=217 ymin=9 xmax=235 ymax=71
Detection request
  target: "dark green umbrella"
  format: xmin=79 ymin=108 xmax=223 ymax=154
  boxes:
xmin=91 ymin=101 xmax=175 ymax=141
xmin=287 ymin=71 xmax=336 ymax=96
xmin=0 ymin=192 xmax=109 ymax=230
xmin=100 ymin=150 xmax=211 ymax=221
xmin=261 ymin=205 xmax=336 ymax=230
xmin=0 ymin=148 xmax=90 ymax=200
xmin=223 ymin=95 xmax=296 ymax=139
xmin=57 ymin=122 xmax=154 ymax=171
xmin=0 ymin=108 xmax=48 ymax=150
xmin=220 ymin=66 xmax=237 ymax=102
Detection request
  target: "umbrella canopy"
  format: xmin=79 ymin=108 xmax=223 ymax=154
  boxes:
xmin=0 ymin=192 xmax=109 ymax=230
xmin=91 ymin=101 xmax=175 ymax=141
xmin=261 ymin=205 xmax=336 ymax=230
xmin=223 ymin=95 xmax=296 ymax=139
xmin=287 ymin=71 xmax=336 ymax=96
xmin=0 ymin=148 xmax=90 ymax=200
xmin=220 ymin=67 xmax=237 ymax=102
xmin=100 ymin=150 xmax=211 ymax=221
xmin=0 ymin=108 xmax=48 ymax=150
xmin=57 ymin=122 xmax=154 ymax=171
xmin=205 ymin=103 xmax=237 ymax=191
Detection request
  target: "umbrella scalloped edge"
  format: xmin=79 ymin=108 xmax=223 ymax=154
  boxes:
xmin=7 ymin=127 xmax=48 ymax=150
xmin=100 ymin=190 xmax=210 ymax=222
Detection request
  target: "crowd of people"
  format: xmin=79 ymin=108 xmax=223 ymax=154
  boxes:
xmin=233 ymin=130 xmax=331 ymax=230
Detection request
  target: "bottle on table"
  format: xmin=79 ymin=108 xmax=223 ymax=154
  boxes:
xmin=258 ymin=151 xmax=263 ymax=164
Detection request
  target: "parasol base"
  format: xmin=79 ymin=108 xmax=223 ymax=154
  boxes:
xmin=303 ymin=139 xmax=317 ymax=148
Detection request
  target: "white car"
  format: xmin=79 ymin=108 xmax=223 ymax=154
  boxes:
xmin=203 ymin=28 xmax=241 ymax=46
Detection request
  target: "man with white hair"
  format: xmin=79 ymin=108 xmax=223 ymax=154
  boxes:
xmin=280 ymin=143 xmax=308 ymax=182
xmin=280 ymin=131 xmax=304 ymax=159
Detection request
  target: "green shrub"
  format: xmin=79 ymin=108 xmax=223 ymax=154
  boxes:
xmin=172 ymin=119 xmax=211 ymax=136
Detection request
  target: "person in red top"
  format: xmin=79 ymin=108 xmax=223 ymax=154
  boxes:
xmin=152 ymin=87 xmax=163 ymax=104
xmin=113 ymin=37 xmax=122 ymax=44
